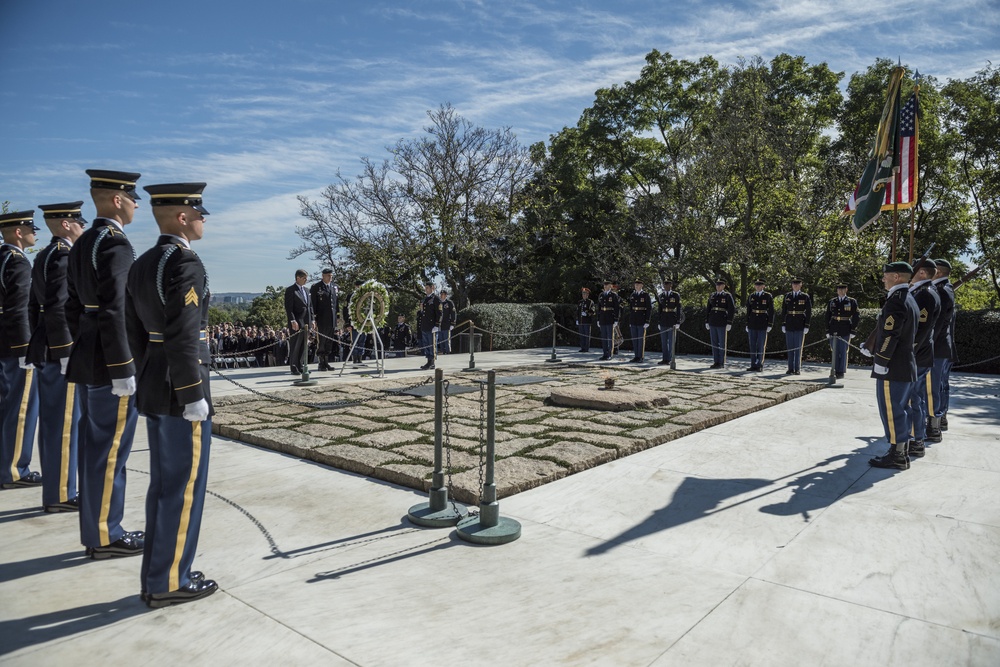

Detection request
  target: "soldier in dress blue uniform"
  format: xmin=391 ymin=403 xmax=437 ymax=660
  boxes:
xmin=66 ymin=169 xmax=144 ymax=558
xmin=627 ymin=278 xmax=652 ymax=362
xmin=417 ymin=281 xmax=441 ymax=370
xmin=126 ymin=182 xmax=217 ymax=607
xmin=904 ymin=260 xmax=941 ymax=458
xmin=25 ymin=202 xmax=87 ymax=510
xmin=576 ymin=287 xmax=596 ymax=352
xmin=863 ymin=261 xmax=919 ymax=470
xmin=438 ymin=289 xmax=457 ymax=354
xmin=928 ymin=259 xmax=956 ymax=439
xmin=310 ymin=268 xmax=338 ymax=371
xmin=0 ymin=211 xmax=41 ymax=490
xmin=779 ymin=278 xmax=812 ymax=375
xmin=596 ymin=280 xmax=621 ymax=361
xmin=656 ymin=279 xmax=683 ymax=366
xmin=705 ymin=278 xmax=734 ymax=368
xmin=745 ymin=279 xmax=774 ymax=372
xmin=824 ymin=283 xmax=859 ymax=378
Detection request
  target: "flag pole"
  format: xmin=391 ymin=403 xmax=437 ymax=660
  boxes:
xmin=908 ymin=207 xmax=915 ymax=264
xmin=891 ymin=198 xmax=898 ymax=261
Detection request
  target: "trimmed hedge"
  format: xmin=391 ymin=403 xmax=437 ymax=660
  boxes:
xmin=458 ymin=302 xmax=1000 ymax=374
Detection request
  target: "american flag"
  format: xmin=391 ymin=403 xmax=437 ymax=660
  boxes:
xmin=844 ymin=91 xmax=919 ymax=214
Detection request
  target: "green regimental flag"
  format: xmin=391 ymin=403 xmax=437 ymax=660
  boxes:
xmin=850 ymin=67 xmax=905 ymax=233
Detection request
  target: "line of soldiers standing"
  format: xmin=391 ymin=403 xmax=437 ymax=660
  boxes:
xmin=0 ymin=169 xmax=218 ymax=608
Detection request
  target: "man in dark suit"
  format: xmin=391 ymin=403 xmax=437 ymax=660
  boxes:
xmin=862 ymin=261 xmax=919 ymax=470
xmin=310 ymin=268 xmax=338 ymax=370
xmin=284 ymin=269 xmax=312 ymax=374
xmin=0 ymin=211 xmax=41 ymax=490
xmin=66 ymin=169 xmax=144 ymax=559
xmin=26 ymin=202 xmax=88 ymax=511
xmin=126 ymin=182 xmax=217 ymax=607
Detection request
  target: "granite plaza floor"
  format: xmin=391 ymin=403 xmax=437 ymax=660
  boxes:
xmin=2 ymin=348 xmax=998 ymax=666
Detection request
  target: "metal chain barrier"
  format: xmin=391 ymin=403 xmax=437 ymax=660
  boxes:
xmin=473 ymin=322 xmax=554 ymax=338
xmin=477 ymin=380 xmax=486 ymax=503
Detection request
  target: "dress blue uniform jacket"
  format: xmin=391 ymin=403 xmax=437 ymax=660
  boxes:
xmin=0 ymin=245 xmax=32 ymax=358
xmin=824 ymin=296 xmax=859 ymax=338
xmin=780 ymin=292 xmax=812 ymax=331
xmin=27 ymin=238 xmax=75 ymax=364
xmin=656 ymin=291 xmax=683 ymax=328
xmin=910 ymin=281 xmax=941 ymax=369
xmin=705 ymin=291 xmax=735 ymax=327
xmin=871 ymin=286 xmax=918 ymax=382
xmin=746 ymin=291 xmax=774 ymax=330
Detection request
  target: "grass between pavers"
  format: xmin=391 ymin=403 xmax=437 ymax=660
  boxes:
xmin=212 ymin=364 xmax=822 ymax=504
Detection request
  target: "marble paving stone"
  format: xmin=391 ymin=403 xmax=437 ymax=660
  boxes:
xmin=549 ymin=430 xmax=637 ymax=451
xmin=390 ymin=411 xmax=435 ymax=425
xmin=2 ymin=592 xmax=348 ymax=666
xmin=669 ymin=408 xmax=730 ymax=426
xmin=628 ymin=422 xmax=694 ymax=445
xmin=494 ymin=436 xmax=550 ymax=458
xmin=237 ymin=427 xmax=328 ymax=453
xmin=754 ymin=501 xmax=1000 ymax=637
xmin=256 ymin=403 xmax=316 ymax=416
xmin=840 ymin=460 xmax=1000 ymax=527
xmin=391 ymin=444 xmax=480 ymax=469
xmin=502 ymin=461 xmax=830 ymax=576
xmin=310 ymin=444 xmax=402 ymax=472
xmin=531 ymin=441 xmax=616 ymax=469
xmin=311 ymin=414 xmax=393 ymax=431
xmin=226 ymin=521 xmax=747 ymax=667
xmin=505 ymin=423 xmax=549 ymax=435
xmin=538 ymin=417 xmax=625 ymax=434
xmin=413 ymin=420 xmax=516 ymax=441
xmin=658 ymin=577 xmax=1000 ymax=667
xmin=340 ymin=404 xmax=422 ymax=418
xmin=496 ymin=409 xmax=550 ymax=423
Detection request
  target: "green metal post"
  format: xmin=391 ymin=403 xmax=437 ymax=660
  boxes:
xmin=545 ymin=320 xmax=561 ymax=363
xmin=462 ymin=321 xmax=477 ymax=372
xmin=408 ymin=368 xmax=466 ymax=526
xmin=293 ymin=328 xmax=317 ymax=386
xmin=826 ymin=335 xmax=844 ymax=389
xmin=457 ymin=370 xmax=521 ymax=544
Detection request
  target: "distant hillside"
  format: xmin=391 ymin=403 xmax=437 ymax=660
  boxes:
xmin=210 ymin=292 xmax=261 ymax=305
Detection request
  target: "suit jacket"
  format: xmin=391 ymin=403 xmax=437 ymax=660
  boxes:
xmin=126 ymin=235 xmax=212 ymax=417
xmin=284 ymin=283 xmax=312 ymax=329
xmin=66 ymin=218 xmax=136 ymax=385
xmin=0 ymin=244 xmax=32 ymax=358
xmin=871 ymin=285 xmax=918 ymax=382
xmin=310 ymin=280 xmax=338 ymax=333
xmin=26 ymin=237 xmax=75 ymax=364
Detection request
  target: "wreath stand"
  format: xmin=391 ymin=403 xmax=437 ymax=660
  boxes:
xmin=338 ymin=291 xmax=385 ymax=378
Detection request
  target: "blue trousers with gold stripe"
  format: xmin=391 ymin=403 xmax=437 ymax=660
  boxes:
xmin=78 ymin=385 xmax=138 ymax=547
xmin=906 ymin=366 xmax=934 ymax=441
xmin=875 ymin=378 xmax=911 ymax=446
xmin=830 ymin=335 xmax=849 ymax=375
xmin=141 ymin=414 xmax=211 ymax=595
xmin=0 ymin=358 xmax=39 ymax=486
xmin=748 ymin=328 xmax=767 ymax=368
xmin=785 ymin=330 xmax=804 ymax=372
xmin=931 ymin=358 xmax=952 ymax=418
xmin=37 ymin=362 xmax=81 ymax=506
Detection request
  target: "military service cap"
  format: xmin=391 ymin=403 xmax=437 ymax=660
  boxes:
xmin=882 ymin=261 xmax=913 ymax=274
xmin=835 ymin=283 xmax=848 ymax=289
xmin=581 ymin=286 xmax=591 ymax=293
xmin=934 ymin=259 xmax=952 ymax=270
xmin=86 ymin=169 xmax=141 ymax=199
xmin=790 ymin=277 xmax=803 ymax=283
xmin=662 ymin=278 xmax=673 ymax=285
xmin=754 ymin=278 xmax=765 ymax=285
xmin=144 ymin=183 xmax=209 ymax=214
xmin=321 ymin=268 xmax=333 ymax=275
xmin=603 ymin=279 xmax=613 ymax=285
xmin=38 ymin=201 xmax=88 ymax=225
xmin=714 ymin=277 xmax=726 ymax=285
xmin=915 ymin=259 xmax=937 ymax=273
xmin=0 ymin=210 xmax=40 ymax=231
xmin=633 ymin=277 xmax=644 ymax=284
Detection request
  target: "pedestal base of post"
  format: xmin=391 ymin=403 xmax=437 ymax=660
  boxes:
xmin=293 ymin=375 xmax=318 ymax=387
xmin=456 ymin=514 xmax=521 ymax=545
xmin=408 ymin=501 xmax=467 ymax=527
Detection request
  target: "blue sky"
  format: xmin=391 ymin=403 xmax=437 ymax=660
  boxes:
xmin=1 ymin=0 xmax=997 ymax=293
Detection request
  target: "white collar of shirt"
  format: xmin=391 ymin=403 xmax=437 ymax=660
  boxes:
xmin=911 ymin=278 xmax=931 ymax=289
xmin=55 ymin=236 xmax=72 ymax=248
xmin=164 ymin=234 xmax=190 ymax=249
xmin=755 ymin=290 xmax=763 ymax=295
xmin=97 ymin=217 xmax=124 ymax=233
xmin=888 ymin=283 xmax=908 ymax=295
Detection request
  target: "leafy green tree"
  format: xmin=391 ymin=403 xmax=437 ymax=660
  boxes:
xmin=243 ymin=286 xmax=286 ymax=329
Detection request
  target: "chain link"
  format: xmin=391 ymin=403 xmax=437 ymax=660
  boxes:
xmin=477 ymin=380 xmax=486 ymax=504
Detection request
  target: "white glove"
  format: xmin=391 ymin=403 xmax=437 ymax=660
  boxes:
xmin=643 ymin=323 xmax=649 ymax=329
xmin=18 ymin=357 xmax=32 ymax=370
xmin=725 ymin=324 xmax=731 ymax=332
xmin=860 ymin=344 xmax=873 ymax=358
xmin=613 ymin=322 xmax=619 ymax=328
xmin=781 ymin=326 xmax=786 ymax=333
xmin=873 ymin=363 xmax=888 ymax=375
xmin=745 ymin=326 xmax=749 ymax=332
xmin=849 ymin=334 xmax=855 ymax=340
xmin=704 ymin=323 xmax=710 ymax=330
xmin=804 ymin=327 xmax=809 ymax=334
xmin=673 ymin=324 xmax=680 ymax=330
xmin=450 ymin=326 xmax=454 ymax=331
xmin=432 ymin=327 xmax=439 ymax=333
xmin=60 ymin=357 xmax=70 ymax=375
xmin=111 ymin=376 xmax=136 ymax=397
xmin=766 ymin=326 xmax=772 ymax=332
xmin=575 ymin=321 xmax=579 ymax=326
xmin=826 ymin=334 xmax=832 ymax=340
xmin=183 ymin=398 xmax=210 ymax=422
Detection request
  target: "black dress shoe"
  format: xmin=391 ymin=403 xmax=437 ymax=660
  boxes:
xmin=45 ymin=496 xmax=80 ymax=513
xmin=2 ymin=471 xmax=43 ymax=489
xmin=289 ymin=366 xmax=300 ymax=375
xmin=869 ymin=450 xmax=910 ymax=470
xmin=598 ymin=356 xmax=610 ymax=361
xmin=658 ymin=360 xmax=670 ymax=365
xmin=835 ymin=372 xmax=845 ymax=378
xmin=908 ymin=439 xmax=926 ymax=458
xmin=141 ymin=571 xmax=205 ymax=603
xmin=90 ymin=531 xmax=144 ymax=559
xmin=940 ymin=415 xmax=949 ymax=431
xmin=147 ymin=578 xmax=218 ymax=608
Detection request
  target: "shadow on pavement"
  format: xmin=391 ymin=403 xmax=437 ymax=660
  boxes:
xmin=0 ymin=596 xmax=147 ymax=656
xmin=0 ymin=551 xmax=93 ymax=585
